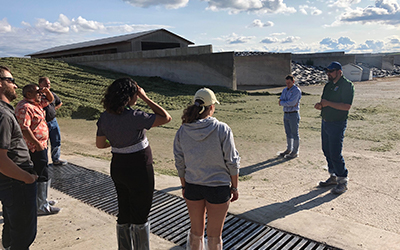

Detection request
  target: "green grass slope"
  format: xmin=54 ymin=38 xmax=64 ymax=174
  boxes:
xmin=0 ymin=57 xmax=245 ymax=120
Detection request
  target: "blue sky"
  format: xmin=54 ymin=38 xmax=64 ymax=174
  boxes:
xmin=1 ymin=0 xmax=400 ymax=57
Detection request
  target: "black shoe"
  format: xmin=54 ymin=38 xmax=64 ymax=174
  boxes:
xmin=53 ymin=159 xmax=67 ymax=166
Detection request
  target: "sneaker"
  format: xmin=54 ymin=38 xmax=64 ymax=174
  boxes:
xmin=285 ymin=152 xmax=298 ymax=159
xmin=53 ymin=159 xmax=67 ymax=166
xmin=331 ymin=182 xmax=348 ymax=194
xmin=48 ymin=200 xmax=58 ymax=206
xmin=319 ymin=175 xmax=337 ymax=187
xmin=38 ymin=206 xmax=61 ymax=216
xmin=279 ymin=150 xmax=291 ymax=157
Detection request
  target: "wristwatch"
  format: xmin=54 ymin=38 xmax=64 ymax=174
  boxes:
xmin=231 ymin=187 xmax=238 ymax=192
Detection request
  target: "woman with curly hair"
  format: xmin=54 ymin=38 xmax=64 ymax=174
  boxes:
xmin=174 ymin=88 xmax=240 ymax=250
xmin=96 ymin=78 xmax=171 ymax=250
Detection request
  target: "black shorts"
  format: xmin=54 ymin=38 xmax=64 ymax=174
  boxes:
xmin=184 ymin=182 xmax=230 ymax=204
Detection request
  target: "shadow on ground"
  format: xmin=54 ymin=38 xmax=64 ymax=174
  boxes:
xmin=240 ymin=156 xmax=288 ymax=176
xmin=237 ymin=187 xmax=339 ymax=225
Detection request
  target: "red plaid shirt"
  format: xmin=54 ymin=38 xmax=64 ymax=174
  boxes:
xmin=15 ymin=98 xmax=50 ymax=152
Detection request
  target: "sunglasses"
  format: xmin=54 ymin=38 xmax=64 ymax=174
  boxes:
xmin=325 ymin=69 xmax=336 ymax=73
xmin=0 ymin=77 xmax=15 ymax=83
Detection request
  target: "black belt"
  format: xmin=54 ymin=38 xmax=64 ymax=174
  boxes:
xmin=284 ymin=111 xmax=298 ymax=114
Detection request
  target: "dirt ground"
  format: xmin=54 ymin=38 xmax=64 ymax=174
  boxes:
xmin=3 ymin=77 xmax=400 ymax=250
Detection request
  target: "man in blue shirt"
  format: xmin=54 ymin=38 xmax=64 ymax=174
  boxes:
xmin=279 ymin=74 xmax=302 ymax=159
xmin=315 ymin=61 xmax=354 ymax=194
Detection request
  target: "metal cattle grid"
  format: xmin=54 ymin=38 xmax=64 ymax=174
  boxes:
xmin=49 ymin=163 xmax=340 ymax=250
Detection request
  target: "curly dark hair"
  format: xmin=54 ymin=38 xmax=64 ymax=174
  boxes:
xmin=181 ymin=99 xmax=210 ymax=124
xmin=101 ymin=78 xmax=138 ymax=115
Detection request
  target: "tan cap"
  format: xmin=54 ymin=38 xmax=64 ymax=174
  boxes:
xmin=194 ymin=88 xmax=220 ymax=106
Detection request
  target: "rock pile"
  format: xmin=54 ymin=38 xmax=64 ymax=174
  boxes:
xmin=292 ymin=62 xmax=400 ymax=85
xmin=291 ymin=62 xmax=328 ymax=86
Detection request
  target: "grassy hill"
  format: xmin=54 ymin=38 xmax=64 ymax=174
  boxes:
xmin=0 ymin=57 xmax=245 ymax=120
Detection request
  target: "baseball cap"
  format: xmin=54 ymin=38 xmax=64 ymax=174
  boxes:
xmin=326 ymin=61 xmax=342 ymax=70
xmin=194 ymin=88 xmax=220 ymax=106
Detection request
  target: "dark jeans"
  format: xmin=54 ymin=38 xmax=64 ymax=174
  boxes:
xmin=47 ymin=118 xmax=61 ymax=162
xmin=0 ymin=179 xmax=37 ymax=249
xmin=111 ymin=146 xmax=154 ymax=225
xmin=321 ymin=120 xmax=348 ymax=177
xmin=29 ymin=148 xmax=49 ymax=182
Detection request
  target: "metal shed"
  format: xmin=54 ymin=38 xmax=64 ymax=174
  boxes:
xmin=27 ymin=29 xmax=194 ymax=59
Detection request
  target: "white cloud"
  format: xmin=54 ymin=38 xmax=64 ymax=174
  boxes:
xmin=205 ymin=0 xmax=296 ymax=14
xmin=122 ymin=0 xmax=189 ymax=9
xmin=0 ymin=18 xmax=13 ymax=33
xmin=299 ymin=5 xmax=322 ymax=15
xmin=0 ymin=14 xmax=169 ymax=57
xmin=328 ymin=0 xmax=362 ymax=9
xmin=250 ymin=19 xmax=274 ymax=27
xmin=270 ymin=32 xmax=286 ymax=36
xmin=261 ymin=35 xmax=300 ymax=44
xmin=338 ymin=0 xmax=400 ymax=25
xmin=219 ymin=33 xmax=256 ymax=44
xmin=319 ymin=36 xmax=356 ymax=51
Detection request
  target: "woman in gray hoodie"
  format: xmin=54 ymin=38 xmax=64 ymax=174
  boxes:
xmin=174 ymin=88 xmax=240 ymax=250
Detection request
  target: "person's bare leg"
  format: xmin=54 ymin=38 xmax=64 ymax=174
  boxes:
xmin=205 ymin=201 xmax=230 ymax=250
xmin=185 ymin=199 xmax=206 ymax=249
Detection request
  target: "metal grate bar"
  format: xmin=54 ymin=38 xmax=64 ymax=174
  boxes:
xmin=49 ymin=163 xmax=339 ymax=250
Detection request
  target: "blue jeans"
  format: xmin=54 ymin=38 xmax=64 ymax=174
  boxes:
xmin=0 ymin=179 xmax=37 ymax=249
xmin=284 ymin=112 xmax=300 ymax=153
xmin=47 ymin=118 xmax=61 ymax=162
xmin=321 ymin=120 xmax=348 ymax=177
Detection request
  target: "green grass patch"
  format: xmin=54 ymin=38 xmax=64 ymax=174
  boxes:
xmin=154 ymin=168 xmax=179 ymax=176
xmin=1 ymin=57 xmax=245 ymax=120
xmin=369 ymin=142 xmax=394 ymax=152
xmin=239 ymin=175 xmax=253 ymax=181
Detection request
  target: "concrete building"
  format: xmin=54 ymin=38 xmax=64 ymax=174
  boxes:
xmin=27 ymin=29 xmax=194 ymax=59
xmin=26 ymin=29 xmax=292 ymax=90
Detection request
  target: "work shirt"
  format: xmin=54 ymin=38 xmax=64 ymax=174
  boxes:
xmin=15 ymin=98 xmax=50 ymax=152
xmin=280 ymin=85 xmax=301 ymax=112
xmin=0 ymin=101 xmax=33 ymax=176
xmin=321 ymin=76 xmax=354 ymax=122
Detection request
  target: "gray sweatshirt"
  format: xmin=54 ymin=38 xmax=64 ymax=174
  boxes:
xmin=174 ymin=117 xmax=240 ymax=187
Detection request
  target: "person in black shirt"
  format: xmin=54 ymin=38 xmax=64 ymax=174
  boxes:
xmin=38 ymin=77 xmax=67 ymax=166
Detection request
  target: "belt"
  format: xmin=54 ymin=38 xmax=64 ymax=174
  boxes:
xmin=111 ymin=138 xmax=149 ymax=154
xmin=284 ymin=111 xmax=298 ymax=114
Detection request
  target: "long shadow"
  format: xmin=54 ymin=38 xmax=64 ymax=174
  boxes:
xmin=237 ymin=187 xmax=339 ymax=225
xmin=240 ymin=156 xmax=288 ymax=176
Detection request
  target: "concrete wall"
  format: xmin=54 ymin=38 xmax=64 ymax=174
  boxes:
xmin=292 ymin=52 xmax=356 ymax=68
xmin=395 ymin=55 xmax=400 ymax=65
xmin=235 ymin=53 xmax=291 ymax=86
xmin=62 ymin=45 xmax=237 ymax=89
xmin=354 ymin=54 xmax=394 ymax=70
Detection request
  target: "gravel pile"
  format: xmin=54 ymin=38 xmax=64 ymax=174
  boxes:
xmin=292 ymin=62 xmax=400 ymax=85
xmin=291 ymin=62 xmax=327 ymax=86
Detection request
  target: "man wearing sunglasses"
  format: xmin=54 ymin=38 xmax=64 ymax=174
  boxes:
xmin=15 ymin=84 xmax=61 ymax=215
xmin=314 ymin=61 xmax=354 ymax=194
xmin=0 ymin=66 xmax=38 ymax=249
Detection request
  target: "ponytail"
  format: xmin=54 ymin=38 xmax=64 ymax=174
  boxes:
xmin=181 ymin=100 xmax=210 ymax=124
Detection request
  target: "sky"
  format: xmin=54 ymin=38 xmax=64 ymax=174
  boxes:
xmin=1 ymin=0 xmax=400 ymax=57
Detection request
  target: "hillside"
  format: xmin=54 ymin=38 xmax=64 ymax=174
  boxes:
xmin=0 ymin=57 xmax=244 ymax=119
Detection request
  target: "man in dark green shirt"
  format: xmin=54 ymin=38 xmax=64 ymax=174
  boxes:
xmin=314 ymin=61 xmax=354 ymax=194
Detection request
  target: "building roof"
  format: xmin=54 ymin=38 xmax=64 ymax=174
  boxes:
xmin=26 ymin=28 xmax=194 ymax=56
